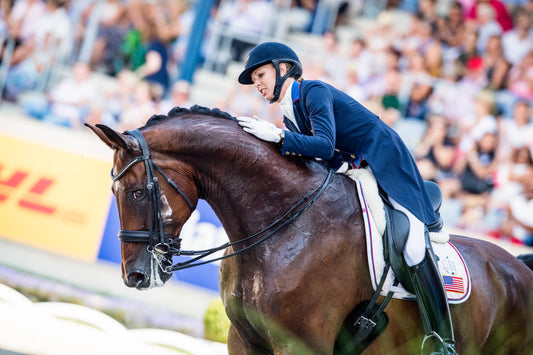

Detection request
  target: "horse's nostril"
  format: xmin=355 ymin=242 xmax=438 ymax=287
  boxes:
xmin=127 ymin=271 xmax=148 ymax=288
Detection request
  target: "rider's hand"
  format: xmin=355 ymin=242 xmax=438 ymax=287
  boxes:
xmin=237 ymin=115 xmax=283 ymax=143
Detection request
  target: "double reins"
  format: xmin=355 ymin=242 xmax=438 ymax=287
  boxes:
xmin=171 ymin=168 xmax=334 ymax=271
xmin=113 ymin=129 xmax=334 ymax=273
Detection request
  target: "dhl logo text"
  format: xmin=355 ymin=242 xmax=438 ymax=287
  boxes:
xmin=0 ymin=165 xmax=56 ymax=214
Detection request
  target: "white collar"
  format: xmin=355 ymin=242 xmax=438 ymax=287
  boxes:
xmin=279 ymin=80 xmax=297 ymax=130
xmin=279 ymin=80 xmax=293 ymax=107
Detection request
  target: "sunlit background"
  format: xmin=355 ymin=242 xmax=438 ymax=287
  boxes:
xmin=1 ymin=0 xmax=532 ymax=354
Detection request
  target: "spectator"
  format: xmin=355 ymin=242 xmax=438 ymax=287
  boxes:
xmin=492 ymin=145 xmax=533 ymax=205
xmin=493 ymin=178 xmax=533 ymax=245
xmin=475 ymin=2 xmax=503 ymax=54
xmin=83 ymin=98 xmax=117 ymax=128
xmin=366 ymin=46 xmax=402 ymax=111
xmin=320 ymin=31 xmax=348 ymax=87
xmin=33 ymin=0 xmax=72 ymax=60
xmin=226 ymin=83 xmax=272 ymax=123
xmin=344 ymin=64 xmax=369 ymax=103
xmin=105 ymin=69 xmax=138 ymax=123
xmin=450 ymin=57 xmax=488 ymax=125
xmin=402 ymin=51 xmax=435 ymax=120
xmin=159 ymin=80 xmax=192 ymax=114
xmin=415 ymin=114 xmax=459 ymax=185
xmin=346 ymin=37 xmax=373 ymax=83
xmin=4 ymin=0 xmax=45 ymax=66
xmin=466 ymin=0 xmax=513 ymax=32
xmin=506 ymin=48 xmax=533 ymax=100
xmin=89 ymin=0 xmax=129 ymax=75
xmin=4 ymin=0 xmax=72 ymax=101
xmin=118 ymin=79 xmax=156 ymax=131
xmin=458 ymin=89 xmax=498 ymax=154
xmin=427 ymin=64 xmax=462 ymax=118
xmin=216 ymin=0 xmax=274 ymax=61
xmin=456 ymin=131 xmax=499 ymax=195
xmin=42 ymin=61 xmax=97 ymax=128
xmin=502 ymin=7 xmax=533 ymax=65
xmin=499 ymin=100 xmax=533 ymax=152
xmin=131 ymin=2 xmax=171 ymax=95
xmin=507 ymin=178 xmax=533 ymax=245
xmin=417 ymin=0 xmax=440 ymax=28
xmin=482 ymin=34 xmax=510 ymax=90
xmin=455 ymin=23 xmax=480 ymax=74
xmin=437 ymin=1 xmax=466 ymax=50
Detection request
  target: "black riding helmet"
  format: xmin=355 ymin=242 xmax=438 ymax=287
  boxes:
xmin=238 ymin=42 xmax=303 ymax=103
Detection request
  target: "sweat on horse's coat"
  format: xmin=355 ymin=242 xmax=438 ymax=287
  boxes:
xmin=86 ymin=105 xmax=533 ymax=355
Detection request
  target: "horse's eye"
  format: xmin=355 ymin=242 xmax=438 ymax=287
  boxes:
xmin=130 ymin=189 xmax=144 ymax=201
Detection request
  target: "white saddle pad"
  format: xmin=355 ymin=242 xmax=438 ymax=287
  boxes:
xmin=346 ymin=169 xmax=471 ymax=304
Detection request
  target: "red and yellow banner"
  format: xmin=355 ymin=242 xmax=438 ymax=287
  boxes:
xmin=0 ymin=134 xmax=112 ymax=261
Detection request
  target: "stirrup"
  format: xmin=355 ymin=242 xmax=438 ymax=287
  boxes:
xmin=421 ymin=331 xmax=458 ymax=355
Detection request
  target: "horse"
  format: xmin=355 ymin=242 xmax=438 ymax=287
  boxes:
xmin=86 ymin=106 xmax=533 ymax=354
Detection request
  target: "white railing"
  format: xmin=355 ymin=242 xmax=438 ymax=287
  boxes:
xmin=0 ymin=283 xmax=227 ymax=355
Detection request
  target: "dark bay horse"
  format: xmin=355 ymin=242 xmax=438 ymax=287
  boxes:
xmin=86 ymin=106 xmax=533 ymax=354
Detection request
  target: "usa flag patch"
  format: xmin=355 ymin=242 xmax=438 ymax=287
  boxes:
xmin=442 ymin=275 xmax=464 ymax=293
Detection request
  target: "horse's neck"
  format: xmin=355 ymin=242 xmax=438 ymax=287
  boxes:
xmin=159 ymin=117 xmax=325 ymax=246
xmin=199 ymin=159 xmax=317 ymax=245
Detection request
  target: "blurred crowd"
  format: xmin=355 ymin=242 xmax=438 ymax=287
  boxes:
xmin=1 ymin=0 xmax=532 ymax=245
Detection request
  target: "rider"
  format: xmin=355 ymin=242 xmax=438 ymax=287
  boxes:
xmin=236 ymin=42 xmax=456 ymax=354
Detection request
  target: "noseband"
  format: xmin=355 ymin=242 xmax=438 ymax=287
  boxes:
xmin=113 ymin=129 xmax=334 ymax=273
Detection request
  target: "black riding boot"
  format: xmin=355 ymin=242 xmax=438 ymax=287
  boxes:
xmin=410 ymin=250 xmax=456 ymax=355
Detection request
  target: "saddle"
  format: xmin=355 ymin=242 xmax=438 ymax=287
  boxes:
xmin=335 ymin=172 xmax=470 ymax=354
xmin=381 ymin=180 xmax=443 ymax=295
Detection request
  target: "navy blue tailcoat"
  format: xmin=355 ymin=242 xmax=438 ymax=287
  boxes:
xmin=280 ymin=80 xmax=438 ymax=225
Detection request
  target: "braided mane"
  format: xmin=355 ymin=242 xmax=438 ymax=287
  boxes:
xmin=142 ymin=105 xmax=236 ymax=129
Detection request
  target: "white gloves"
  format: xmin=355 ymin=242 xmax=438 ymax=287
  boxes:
xmin=237 ymin=115 xmax=283 ymax=143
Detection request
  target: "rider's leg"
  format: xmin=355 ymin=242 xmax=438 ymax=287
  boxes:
xmin=390 ymin=199 xmax=456 ymax=355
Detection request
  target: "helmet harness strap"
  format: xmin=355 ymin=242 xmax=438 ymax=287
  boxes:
xmin=270 ymin=59 xmax=299 ymax=104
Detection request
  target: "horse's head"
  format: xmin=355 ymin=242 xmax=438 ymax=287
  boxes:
xmin=86 ymin=122 xmax=197 ymax=289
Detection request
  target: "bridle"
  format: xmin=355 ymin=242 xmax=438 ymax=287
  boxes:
xmin=113 ymin=129 xmax=334 ymax=273
xmin=112 ymin=129 xmax=194 ymax=252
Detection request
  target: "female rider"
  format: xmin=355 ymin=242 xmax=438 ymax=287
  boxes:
xmin=236 ymin=42 xmax=456 ymax=355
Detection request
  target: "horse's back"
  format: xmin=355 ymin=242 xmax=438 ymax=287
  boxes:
xmin=449 ymin=234 xmax=533 ymax=353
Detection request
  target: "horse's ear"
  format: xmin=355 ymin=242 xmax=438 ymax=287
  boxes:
xmin=84 ymin=123 xmax=130 ymax=151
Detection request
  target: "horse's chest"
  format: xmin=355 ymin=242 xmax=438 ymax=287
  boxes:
xmin=227 ymin=271 xmax=273 ymax=311
xmin=225 ymin=270 xmax=288 ymax=321
xmin=224 ymin=271 xmax=285 ymax=340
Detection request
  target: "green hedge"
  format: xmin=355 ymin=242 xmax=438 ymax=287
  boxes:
xmin=203 ymin=298 xmax=231 ymax=343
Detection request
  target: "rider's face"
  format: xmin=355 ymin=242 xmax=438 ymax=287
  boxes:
xmin=251 ymin=64 xmax=278 ymax=102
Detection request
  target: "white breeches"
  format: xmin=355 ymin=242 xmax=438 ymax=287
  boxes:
xmin=390 ymin=198 xmax=426 ymax=267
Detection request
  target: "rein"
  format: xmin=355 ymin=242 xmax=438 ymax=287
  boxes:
xmin=113 ymin=129 xmax=334 ymax=273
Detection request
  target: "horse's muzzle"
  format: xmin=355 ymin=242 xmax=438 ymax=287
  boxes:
xmin=125 ymin=269 xmax=151 ymax=289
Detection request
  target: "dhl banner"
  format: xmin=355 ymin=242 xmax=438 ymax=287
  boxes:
xmin=0 ymin=134 xmax=112 ymax=261
xmin=1 ymin=133 xmax=225 ymax=291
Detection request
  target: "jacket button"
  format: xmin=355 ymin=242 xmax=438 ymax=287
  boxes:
xmin=285 ymin=151 xmax=290 ymax=155
xmin=292 ymin=152 xmax=296 ymax=156
xmin=351 ymin=154 xmax=355 ymax=159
